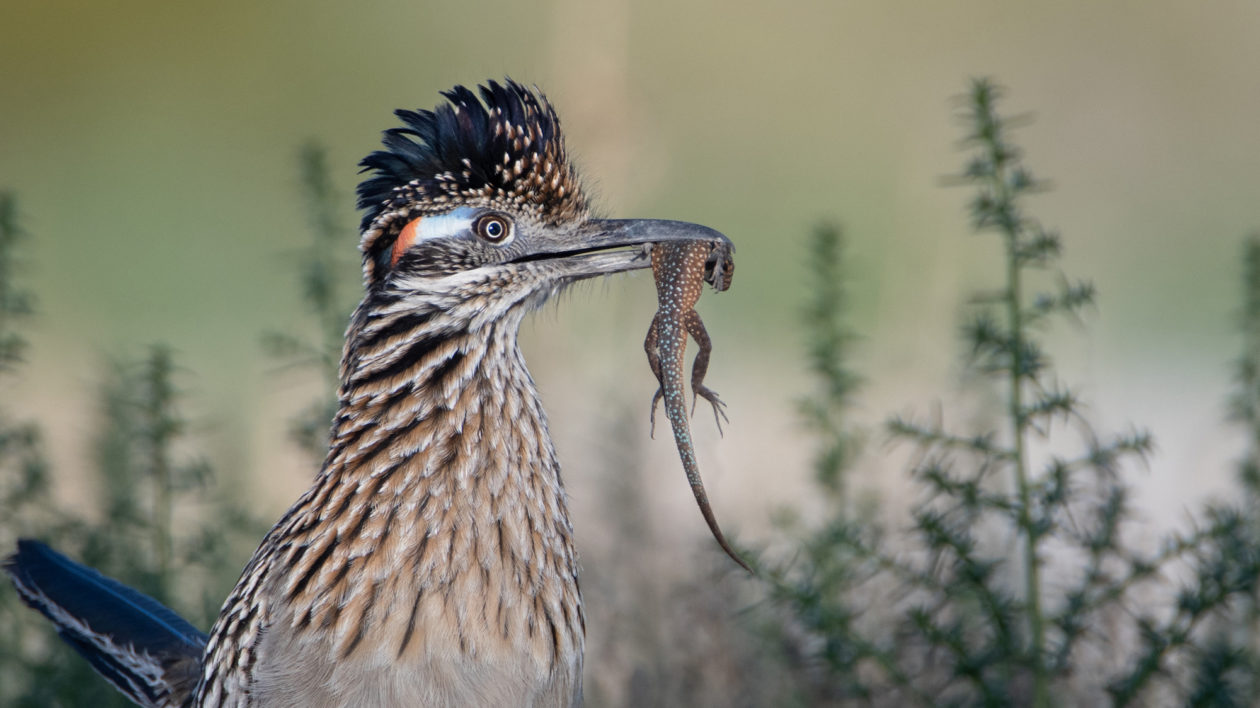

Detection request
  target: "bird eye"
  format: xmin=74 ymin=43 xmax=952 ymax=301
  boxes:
xmin=474 ymin=214 xmax=513 ymax=244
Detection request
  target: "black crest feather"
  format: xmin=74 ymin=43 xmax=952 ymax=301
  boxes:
xmin=356 ymin=79 xmax=587 ymax=234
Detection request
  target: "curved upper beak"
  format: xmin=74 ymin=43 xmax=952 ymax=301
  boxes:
xmin=574 ymin=218 xmax=733 ymax=252
xmin=514 ymin=218 xmax=734 ymax=282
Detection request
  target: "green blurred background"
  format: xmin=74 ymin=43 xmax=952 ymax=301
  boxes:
xmin=3 ymin=0 xmax=1258 ymax=578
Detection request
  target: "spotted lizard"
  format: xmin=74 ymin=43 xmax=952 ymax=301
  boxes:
xmin=644 ymin=239 xmax=750 ymax=572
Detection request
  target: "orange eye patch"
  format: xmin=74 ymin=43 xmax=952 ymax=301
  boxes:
xmin=391 ymin=217 xmax=422 ymax=268
xmin=387 ymin=209 xmax=476 ymax=269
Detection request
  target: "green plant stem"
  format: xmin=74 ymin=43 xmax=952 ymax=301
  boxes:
xmin=1010 ymin=247 xmax=1047 ymax=707
xmin=1000 ymin=197 xmax=1047 ymax=707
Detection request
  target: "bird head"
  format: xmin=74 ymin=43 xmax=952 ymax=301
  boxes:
xmin=355 ymin=80 xmax=732 ymax=314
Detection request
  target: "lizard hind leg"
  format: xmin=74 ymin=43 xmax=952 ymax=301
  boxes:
xmin=683 ymin=310 xmax=729 ymax=435
xmin=644 ymin=314 xmax=666 ymax=438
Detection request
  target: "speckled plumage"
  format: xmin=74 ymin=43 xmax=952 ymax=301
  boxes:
xmin=6 ymin=79 xmax=736 ymax=708
xmin=197 ymin=79 xmax=591 ymax=708
xmin=195 ymin=288 xmax=585 ymax=706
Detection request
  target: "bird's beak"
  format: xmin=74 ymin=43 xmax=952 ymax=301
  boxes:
xmin=576 ymin=218 xmax=732 ymax=252
xmin=524 ymin=218 xmax=733 ymax=281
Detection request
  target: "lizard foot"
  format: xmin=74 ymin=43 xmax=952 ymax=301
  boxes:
xmin=691 ymin=385 xmax=729 ymax=436
xmin=648 ymin=387 xmax=664 ymax=438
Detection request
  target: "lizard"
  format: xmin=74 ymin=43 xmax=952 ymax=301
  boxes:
xmin=644 ymin=239 xmax=751 ymax=573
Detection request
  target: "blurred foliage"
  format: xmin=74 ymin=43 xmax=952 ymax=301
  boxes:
xmin=1168 ymin=234 xmax=1260 ymax=707
xmin=84 ymin=345 xmax=264 ymax=629
xmin=0 ymin=193 xmax=54 ymax=535
xmin=7 ymin=78 xmax=1260 ymax=708
xmin=0 ymin=196 xmax=263 ymax=705
xmin=0 ymin=192 xmax=130 ymax=708
xmin=797 ymin=223 xmax=863 ymax=502
xmin=759 ymin=79 xmax=1260 ymax=706
xmin=0 ymin=194 xmax=35 ymax=375
xmin=261 ymin=141 xmax=360 ymax=461
xmin=0 ymin=142 xmax=354 ymax=705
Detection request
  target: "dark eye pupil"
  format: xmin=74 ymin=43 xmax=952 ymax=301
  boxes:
xmin=475 ymin=215 xmax=511 ymax=243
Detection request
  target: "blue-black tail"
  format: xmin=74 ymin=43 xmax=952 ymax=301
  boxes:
xmin=4 ymin=539 xmax=208 ymax=708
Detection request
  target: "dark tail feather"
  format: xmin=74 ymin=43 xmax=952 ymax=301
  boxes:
xmin=4 ymin=539 xmax=208 ymax=708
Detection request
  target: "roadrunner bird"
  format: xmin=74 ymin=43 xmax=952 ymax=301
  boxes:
xmin=5 ymin=79 xmax=732 ymax=707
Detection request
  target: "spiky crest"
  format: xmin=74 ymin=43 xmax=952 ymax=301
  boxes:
xmin=356 ymin=79 xmax=588 ymax=282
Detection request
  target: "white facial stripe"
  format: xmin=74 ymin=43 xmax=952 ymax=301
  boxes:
xmin=415 ymin=207 xmax=477 ymax=242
